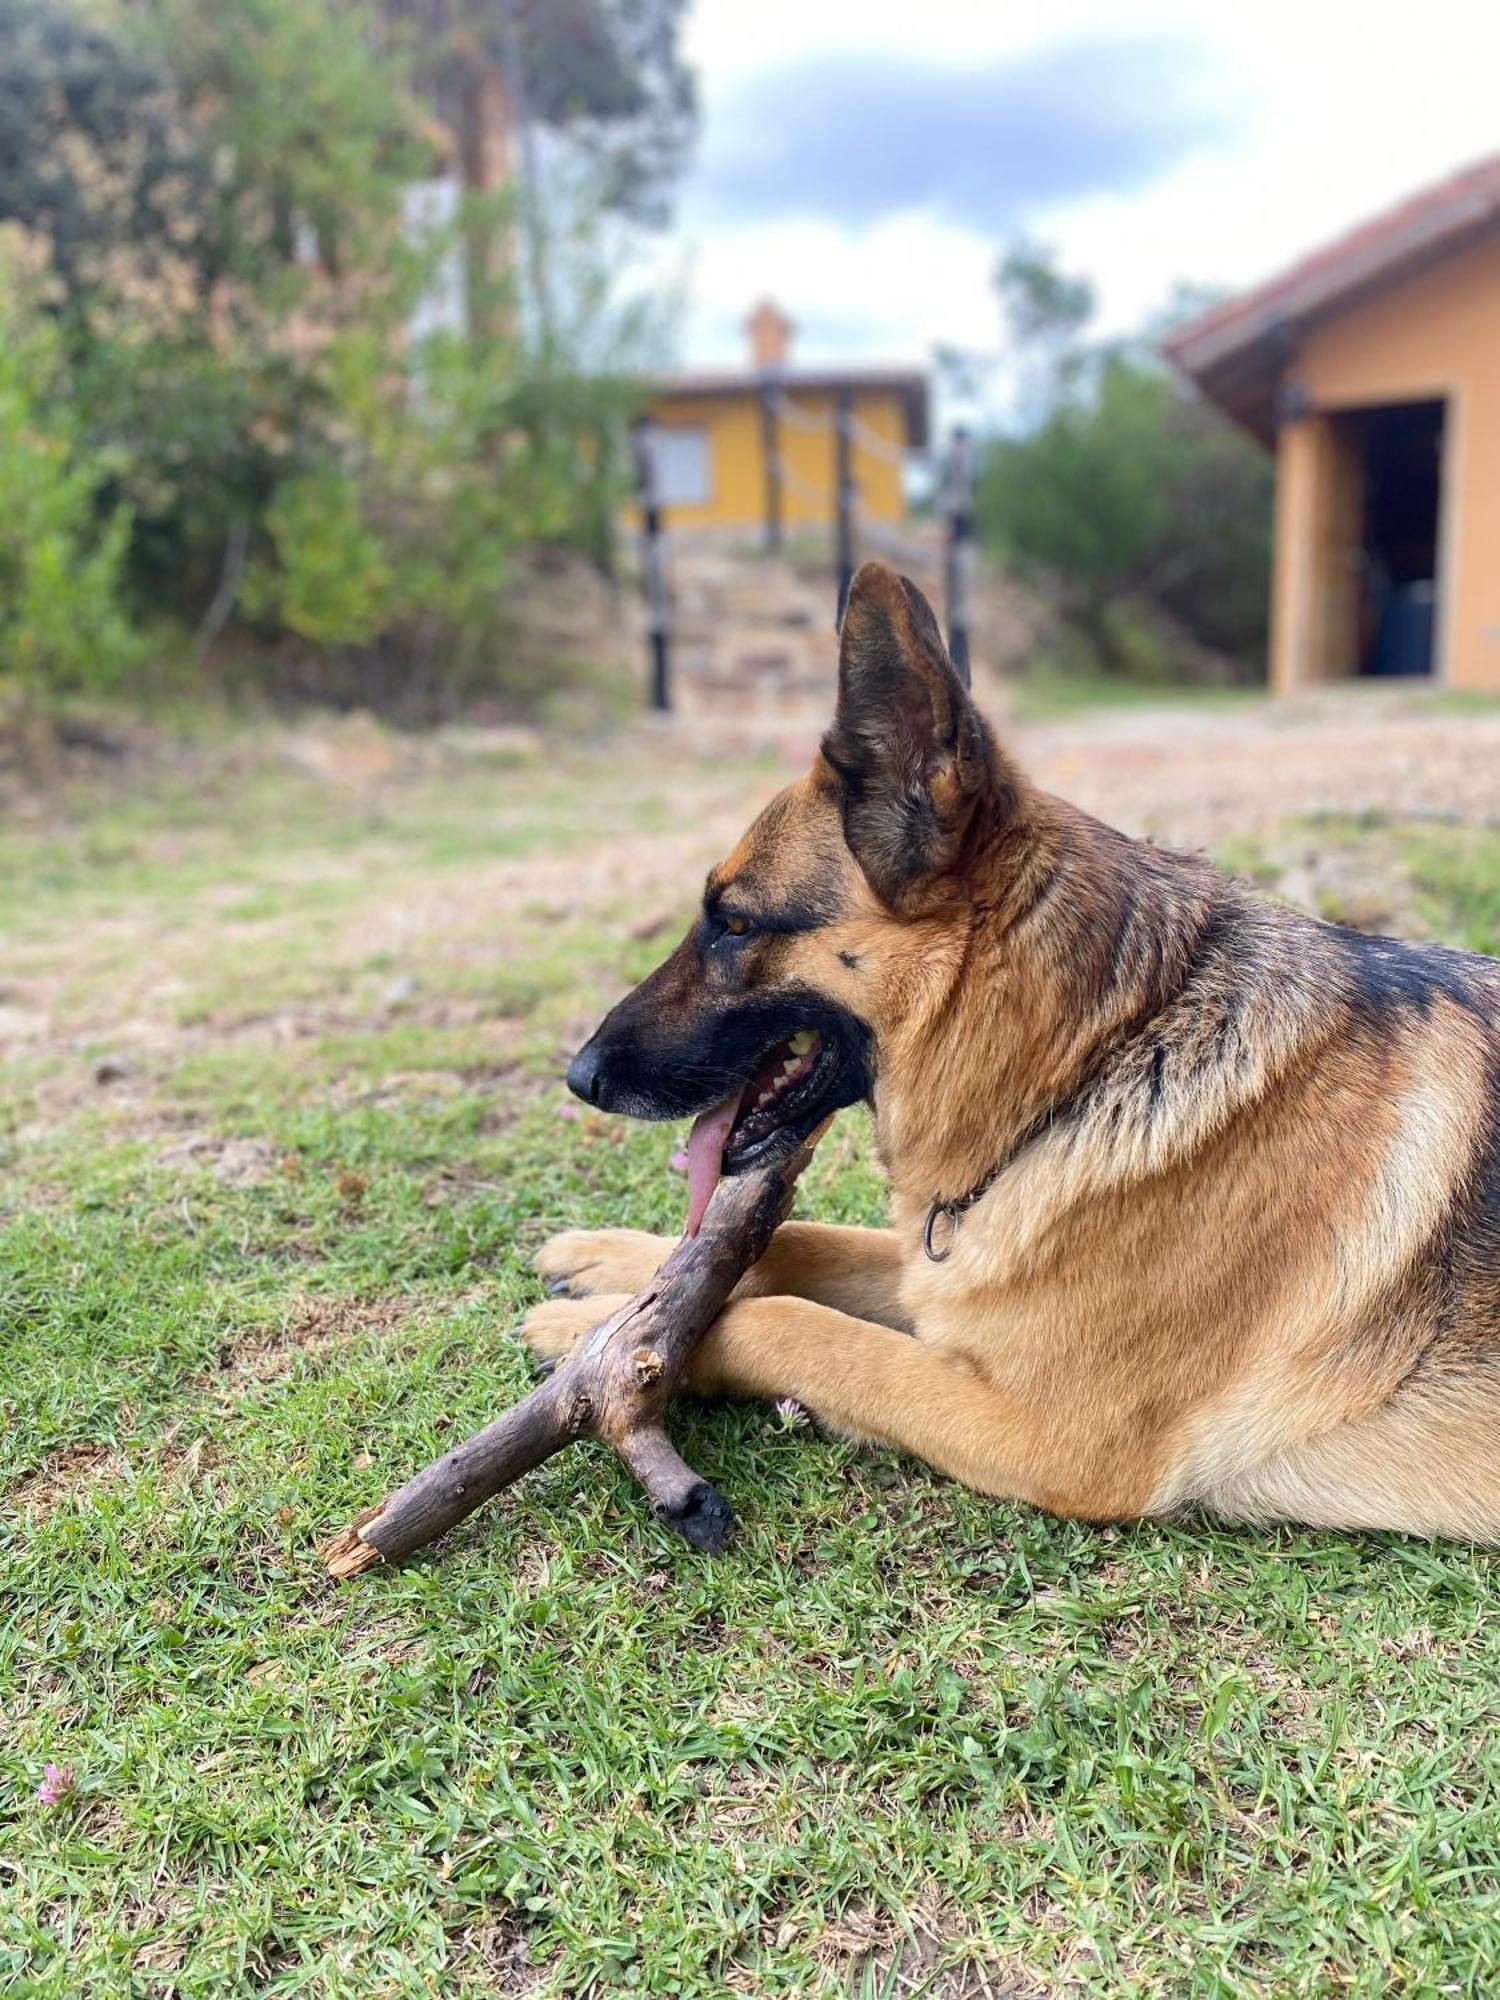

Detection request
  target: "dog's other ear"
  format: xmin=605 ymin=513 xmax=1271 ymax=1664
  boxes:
xmin=822 ymin=561 xmax=1013 ymax=906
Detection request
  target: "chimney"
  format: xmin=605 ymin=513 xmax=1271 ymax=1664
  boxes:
xmin=745 ymin=299 xmax=794 ymax=373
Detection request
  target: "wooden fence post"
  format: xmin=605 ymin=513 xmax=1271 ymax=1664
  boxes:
xmin=834 ymin=385 xmax=855 ymax=629
xmin=632 ymin=419 xmax=670 ymax=712
xmin=943 ymin=425 xmax=975 ymax=688
xmin=759 ymin=379 xmax=783 ymax=556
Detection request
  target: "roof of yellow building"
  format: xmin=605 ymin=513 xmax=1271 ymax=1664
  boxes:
xmin=653 ymin=366 xmax=930 ymax=451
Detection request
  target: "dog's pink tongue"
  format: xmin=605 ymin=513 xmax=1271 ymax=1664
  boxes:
xmin=683 ymin=1089 xmax=743 ymax=1237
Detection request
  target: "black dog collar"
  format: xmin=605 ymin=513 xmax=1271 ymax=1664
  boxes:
xmin=922 ymin=1100 xmax=1074 ymax=1262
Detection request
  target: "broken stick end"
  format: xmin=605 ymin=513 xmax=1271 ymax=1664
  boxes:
xmin=323 ymin=1524 xmax=386 ymax=1579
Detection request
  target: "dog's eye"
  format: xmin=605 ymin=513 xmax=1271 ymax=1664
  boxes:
xmin=723 ymin=914 xmax=752 ymax=937
xmin=711 ymin=912 xmax=756 ymax=949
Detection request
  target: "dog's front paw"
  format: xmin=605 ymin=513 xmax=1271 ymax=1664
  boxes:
xmin=518 ymin=1293 xmax=633 ymax=1370
xmin=535 ymin=1227 xmax=674 ymax=1299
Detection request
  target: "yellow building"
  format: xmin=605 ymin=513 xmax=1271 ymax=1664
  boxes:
xmin=640 ymin=302 xmax=929 ymax=534
xmin=1168 ymin=154 xmax=1500 ymax=692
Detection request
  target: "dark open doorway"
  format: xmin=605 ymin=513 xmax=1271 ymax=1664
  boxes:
xmin=1341 ymin=398 xmax=1446 ymax=677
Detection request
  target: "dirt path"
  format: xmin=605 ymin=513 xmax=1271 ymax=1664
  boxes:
xmin=5 ymin=687 xmax=1498 ymax=1107
xmin=1016 ymin=686 xmax=1500 ymax=847
xmin=679 ymin=677 xmax=1500 ymax=848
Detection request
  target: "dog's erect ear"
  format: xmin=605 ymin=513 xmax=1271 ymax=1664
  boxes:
xmin=822 ymin=562 xmax=1010 ymax=906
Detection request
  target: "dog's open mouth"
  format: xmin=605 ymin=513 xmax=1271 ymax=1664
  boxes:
xmin=682 ymin=1028 xmax=827 ymax=1234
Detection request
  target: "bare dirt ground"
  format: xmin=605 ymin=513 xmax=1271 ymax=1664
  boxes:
xmin=4 ymin=683 xmax=1499 ymax=1114
xmin=1016 ymin=684 xmax=1500 ymax=846
xmin=674 ymin=674 xmax=1500 ymax=846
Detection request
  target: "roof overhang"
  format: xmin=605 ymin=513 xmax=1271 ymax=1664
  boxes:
xmin=1165 ymin=151 xmax=1500 ymax=444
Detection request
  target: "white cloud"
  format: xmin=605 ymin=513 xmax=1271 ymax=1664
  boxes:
xmin=646 ymin=210 xmax=1002 ymax=367
xmin=659 ymin=0 xmax=1500 ymax=380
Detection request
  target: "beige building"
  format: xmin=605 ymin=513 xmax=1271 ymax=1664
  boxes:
xmin=1169 ymin=154 xmax=1500 ymax=692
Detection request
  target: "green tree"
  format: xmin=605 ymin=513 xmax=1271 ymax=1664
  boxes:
xmin=0 ymin=0 xmax=671 ymax=716
xmin=0 ymin=0 xmax=220 ymax=313
xmin=978 ymin=247 xmax=1273 ymax=678
xmin=0 ymin=0 xmax=434 ymax=621
xmin=995 ymin=240 xmax=1095 ymax=423
xmin=0 ymin=234 xmax=140 ymax=705
xmin=142 ymin=0 xmax=428 ymax=282
xmin=388 ymin=0 xmax=695 ymax=224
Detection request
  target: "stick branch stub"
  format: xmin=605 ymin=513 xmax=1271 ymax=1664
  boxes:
xmin=320 ymin=1136 xmax=817 ymax=1577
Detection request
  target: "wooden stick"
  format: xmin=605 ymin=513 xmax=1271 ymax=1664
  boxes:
xmin=323 ymin=1139 xmax=816 ymax=1577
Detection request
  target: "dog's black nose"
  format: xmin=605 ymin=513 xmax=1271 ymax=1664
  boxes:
xmin=566 ymin=1042 xmax=605 ymax=1106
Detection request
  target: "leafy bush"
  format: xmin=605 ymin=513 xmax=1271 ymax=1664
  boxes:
xmin=978 ymin=249 xmax=1273 ymax=680
xmin=244 ymin=472 xmax=394 ymax=649
xmin=0 ymin=243 xmax=140 ymax=701
xmin=0 ymin=0 xmax=679 ymax=720
xmin=236 ymin=237 xmax=652 ymax=718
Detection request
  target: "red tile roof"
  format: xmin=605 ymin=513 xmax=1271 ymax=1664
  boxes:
xmin=1166 ymin=151 xmax=1500 ymax=440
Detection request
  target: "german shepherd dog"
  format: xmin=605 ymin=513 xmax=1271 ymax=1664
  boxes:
xmin=525 ymin=562 xmax=1500 ymax=1539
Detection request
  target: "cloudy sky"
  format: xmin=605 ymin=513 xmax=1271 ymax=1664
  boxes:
xmin=650 ymin=0 xmax=1500 ymax=378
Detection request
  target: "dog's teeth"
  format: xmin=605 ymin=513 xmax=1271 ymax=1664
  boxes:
xmin=782 ymin=1058 xmax=799 ymax=1076
xmin=757 ymin=1091 xmax=773 ymax=1107
xmin=789 ymin=1030 xmax=816 ymax=1055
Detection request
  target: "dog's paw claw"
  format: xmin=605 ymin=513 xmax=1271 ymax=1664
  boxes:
xmin=546 ymin=1277 xmax=573 ymax=1297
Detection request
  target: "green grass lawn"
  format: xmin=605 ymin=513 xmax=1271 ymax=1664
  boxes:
xmin=5 ymin=740 xmax=1500 ymax=1997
